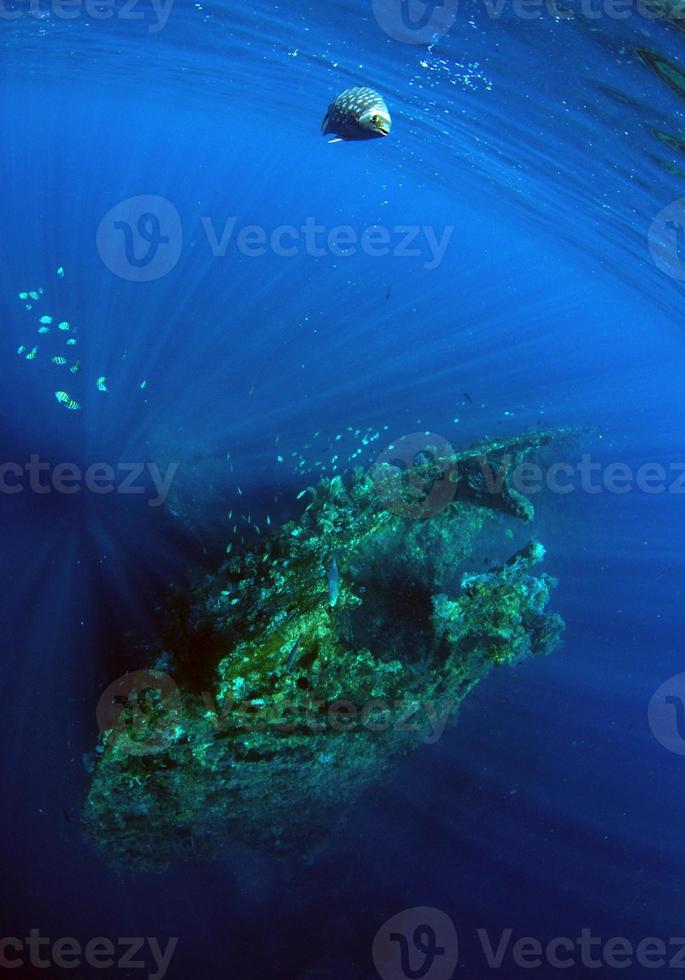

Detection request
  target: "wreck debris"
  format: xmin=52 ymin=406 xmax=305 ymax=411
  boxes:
xmin=84 ymin=429 xmax=570 ymax=871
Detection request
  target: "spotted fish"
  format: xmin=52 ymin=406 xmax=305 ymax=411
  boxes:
xmin=321 ymin=87 xmax=391 ymax=142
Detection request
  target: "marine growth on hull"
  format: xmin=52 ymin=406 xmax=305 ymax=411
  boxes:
xmin=84 ymin=429 xmax=571 ymax=872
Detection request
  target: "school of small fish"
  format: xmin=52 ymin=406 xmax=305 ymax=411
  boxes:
xmin=215 ymin=377 xmax=533 ymax=557
xmin=14 ymin=267 xmax=144 ymax=412
xmin=15 ymin=263 xmax=526 ymax=573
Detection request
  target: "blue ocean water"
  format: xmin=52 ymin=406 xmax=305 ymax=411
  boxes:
xmin=1 ymin=1 xmax=685 ymax=977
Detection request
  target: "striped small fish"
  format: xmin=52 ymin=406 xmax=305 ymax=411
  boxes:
xmin=55 ymin=391 xmax=81 ymax=411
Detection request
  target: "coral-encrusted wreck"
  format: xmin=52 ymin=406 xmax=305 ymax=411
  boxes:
xmin=84 ymin=429 xmax=569 ymax=871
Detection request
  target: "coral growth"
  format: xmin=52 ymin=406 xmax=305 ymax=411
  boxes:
xmin=84 ymin=429 xmax=568 ymax=871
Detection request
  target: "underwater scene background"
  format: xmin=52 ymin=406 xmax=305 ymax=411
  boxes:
xmin=1 ymin=0 xmax=685 ymax=977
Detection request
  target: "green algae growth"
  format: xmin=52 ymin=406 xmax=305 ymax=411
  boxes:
xmin=84 ymin=429 xmax=571 ymax=872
